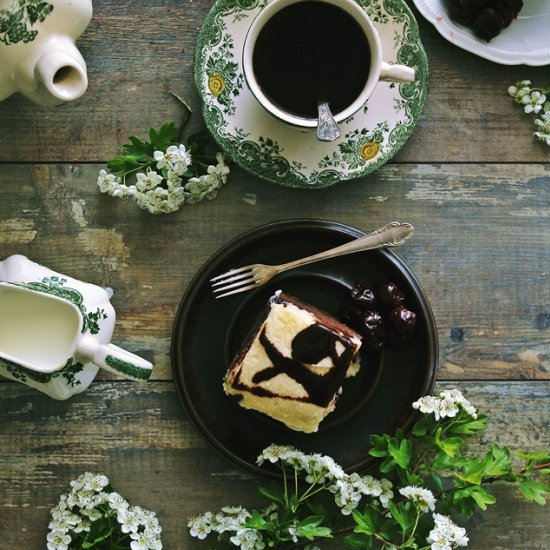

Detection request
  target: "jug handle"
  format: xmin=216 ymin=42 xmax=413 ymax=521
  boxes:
xmin=77 ymin=337 xmax=153 ymax=381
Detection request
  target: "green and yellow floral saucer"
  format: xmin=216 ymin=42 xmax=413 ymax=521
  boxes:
xmin=194 ymin=0 xmax=429 ymax=189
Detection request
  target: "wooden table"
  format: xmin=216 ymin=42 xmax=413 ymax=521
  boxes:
xmin=1 ymin=1 xmax=549 ymax=548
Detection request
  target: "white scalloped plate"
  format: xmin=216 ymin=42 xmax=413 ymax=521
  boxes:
xmin=413 ymin=0 xmax=550 ymax=65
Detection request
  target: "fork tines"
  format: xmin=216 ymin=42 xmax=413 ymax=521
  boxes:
xmin=210 ymin=267 xmax=257 ymax=298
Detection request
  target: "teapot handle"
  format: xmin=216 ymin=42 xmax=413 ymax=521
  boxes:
xmin=77 ymin=337 xmax=153 ymax=381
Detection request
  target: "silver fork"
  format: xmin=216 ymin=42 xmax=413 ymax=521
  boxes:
xmin=210 ymin=221 xmax=414 ymax=298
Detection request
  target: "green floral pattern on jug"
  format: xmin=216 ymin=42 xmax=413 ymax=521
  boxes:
xmin=0 ymin=0 xmax=54 ymax=45
xmin=194 ymin=0 xmax=429 ymax=188
xmin=3 ymin=357 xmax=85 ymax=386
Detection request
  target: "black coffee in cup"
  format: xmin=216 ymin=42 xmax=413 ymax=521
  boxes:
xmin=252 ymin=1 xmax=370 ymax=119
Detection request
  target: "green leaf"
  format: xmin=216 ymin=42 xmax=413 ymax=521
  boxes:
xmin=435 ymin=427 xmax=463 ymax=458
xmin=297 ymin=516 xmax=332 ymax=540
xmin=388 ymin=502 xmax=415 ymax=535
xmin=106 ymin=155 xmax=143 ymax=174
xmin=388 ymin=437 xmax=412 ymax=469
xmin=451 ymin=485 xmax=496 ymax=515
xmin=430 ymin=471 xmax=444 ymax=492
xmin=352 ymin=506 xmax=378 ymax=536
xmin=519 ymin=480 xmax=550 ymax=505
xmin=187 ymin=129 xmax=212 ymax=150
xmin=344 ymin=533 xmax=373 ymax=549
xmin=411 ymin=419 xmax=429 ymax=437
xmin=244 ymin=510 xmax=275 ymax=530
xmin=449 ymin=414 xmax=488 ymax=435
xmin=149 ymin=122 xmax=179 ymax=151
xmin=82 ymin=517 xmax=113 ymax=548
xmin=121 ymin=135 xmax=151 ymax=157
xmin=379 ymin=455 xmax=397 ymax=474
xmin=258 ymin=482 xmax=286 ymax=505
xmin=369 ymin=434 xmax=390 ymax=458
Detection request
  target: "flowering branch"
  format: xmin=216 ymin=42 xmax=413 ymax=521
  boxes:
xmin=188 ymin=389 xmax=550 ymax=550
xmin=97 ymin=114 xmax=230 ymax=214
xmin=508 ymin=80 xmax=550 ymax=146
xmin=47 ymin=472 xmax=162 ymax=550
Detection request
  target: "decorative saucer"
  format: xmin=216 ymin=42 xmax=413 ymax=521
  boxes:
xmin=193 ymin=0 xmax=429 ymax=189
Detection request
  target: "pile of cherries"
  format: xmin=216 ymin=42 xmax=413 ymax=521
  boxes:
xmin=340 ymin=281 xmax=417 ymax=350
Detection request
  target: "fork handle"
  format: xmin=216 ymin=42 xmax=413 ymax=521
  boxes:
xmin=278 ymin=222 xmax=414 ymax=272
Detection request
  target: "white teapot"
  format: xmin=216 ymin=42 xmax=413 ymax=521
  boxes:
xmin=0 ymin=255 xmax=153 ymax=399
xmin=0 ymin=0 xmax=92 ymax=106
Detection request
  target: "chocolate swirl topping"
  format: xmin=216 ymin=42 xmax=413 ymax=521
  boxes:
xmin=246 ymin=323 xmax=357 ymax=407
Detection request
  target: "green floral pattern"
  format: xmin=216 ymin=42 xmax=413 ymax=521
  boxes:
xmin=194 ymin=0 xmax=429 ymax=188
xmin=3 ymin=357 xmax=85 ymax=386
xmin=0 ymin=0 xmax=54 ymax=45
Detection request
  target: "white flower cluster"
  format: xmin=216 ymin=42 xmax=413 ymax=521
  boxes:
xmin=399 ymin=485 xmax=436 ymax=513
xmin=427 ymin=513 xmax=469 ymax=550
xmin=508 ymin=80 xmax=550 ymax=145
xmin=97 ymin=145 xmax=230 ymax=214
xmin=47 ymin=472 xmax=162 ymax=550
xmin=188 ymin=445 xmax=395 ymax=548
xmin=257 ymin=444 xmax=394 ymax=515
xmin=188 ymin=506 xmax=265 ymax=550
xmin=412 ymin=389 xmax=477 ymax=421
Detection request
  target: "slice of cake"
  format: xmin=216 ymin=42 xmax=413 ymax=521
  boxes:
xmin=223 ymin=291 xmax=362 ymax=433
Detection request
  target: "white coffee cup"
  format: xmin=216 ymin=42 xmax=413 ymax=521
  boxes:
xmin=242 ymin=0 xmax=415 ymax=130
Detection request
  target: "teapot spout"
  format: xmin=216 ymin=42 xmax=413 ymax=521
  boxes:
xmin=34 ymin=43 xmax=88 ymax=106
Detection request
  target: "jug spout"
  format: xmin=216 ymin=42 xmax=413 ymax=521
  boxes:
xmin=34 ymin=46 xmax=88 ymax=106
xmin=11 ymin=36 xmax=88 ymax=107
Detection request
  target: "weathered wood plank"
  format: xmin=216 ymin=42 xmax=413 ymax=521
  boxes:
xmin=0 ymin=381 xmax=548 ymax=548
xmin=1 ymin=1 xmax=550 ymax=162
xmin=1 ymin=163 xmax=548 ymax=381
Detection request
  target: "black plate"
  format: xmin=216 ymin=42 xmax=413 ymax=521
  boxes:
xmin=171 ymin=220 xmax=438 ymax=478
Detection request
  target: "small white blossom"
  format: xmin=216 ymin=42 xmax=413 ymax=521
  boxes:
xmin=188 ymin=513 xmax=214 ymax=539
xmin=399 ymin=486 xmax=436 ymax=512
xmin=413 ymin=390 xmax=477 ymax=420
xmin=135 ymin=171 xmax=163 ymax=192
xmin=118 ymin=508 xmax=141 ymax=534
xmin=130 ymin=528 xmax=163 ymax=550
xmin=108 ymin=491 xmax=129 ymax=511
xmin=522 ymin=91 xmax=546 ymax=114
xmin=413 ymin=395 xmax=440 ymax=415
xmin=378 ymin=478 xmax=394 ymax=507
xmin=154 ymin=144 xmax=192 ymax=175
xmin=427 ymin=514 xmax=469 ymax=550
xmin=46 ymin=530 xmax=72 ymax=550
xmin=534 ymin=110 xmax=550 ymax=145
xmin=508 ymin=80 xmax=531 ymax=101
xmin=256 ymin=444 xmax=298 ymax=465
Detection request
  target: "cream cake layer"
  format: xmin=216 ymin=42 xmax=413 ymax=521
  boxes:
xmin=224 ymin=291 xmax=362 ymax=433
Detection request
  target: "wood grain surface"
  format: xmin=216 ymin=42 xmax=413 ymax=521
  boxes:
xmin=0 ymin=0 xmax=549 ymax=548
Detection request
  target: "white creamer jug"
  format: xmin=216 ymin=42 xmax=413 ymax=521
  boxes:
xmin=0 ymin=255 xmax=153 ymax=399
xmin=0 ymin=0 xmax=92 ymax=106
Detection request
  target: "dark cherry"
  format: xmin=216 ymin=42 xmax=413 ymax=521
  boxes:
xmin=349 ymin=283 xmax=377 ymax=308
xmin=387 ymin=306 xmax=417 ymax=335
xmin=377 ymin=282 xmax=405 ymax=309
xmin=358 ymin=310 xmax=384 ymax=349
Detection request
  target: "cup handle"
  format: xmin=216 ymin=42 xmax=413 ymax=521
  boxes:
xmin=379 ymin=62 xmax=415 ymax=83
xmin=77 ymin=337 xmax=153 ymax=381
